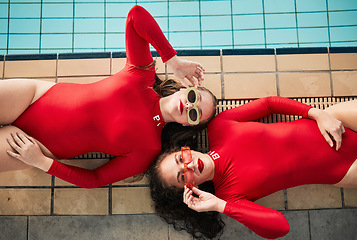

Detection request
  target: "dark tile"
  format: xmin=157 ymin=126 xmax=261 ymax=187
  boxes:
xmin=0 ymin=216 xmax=27 ymax=240
xmin=310 ymin=208 xmax=357 ymax=240
xmin=219 ymin=210 xmax=310 ymax=240
xmin=28 ymin=214 xmax=168 ymax=240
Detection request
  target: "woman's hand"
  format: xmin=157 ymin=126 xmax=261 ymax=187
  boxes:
xmin=308 ymin=108 xmax=345 ymax=150
xmin=183 ymin=186 xmax=226 ymax=213
xmin=166 ymin=55 xmax=205 ymax=88
xmin=6 ymin=132 xmax=53 ymax=172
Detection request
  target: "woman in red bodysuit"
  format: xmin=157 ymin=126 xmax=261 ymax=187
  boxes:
xmin=147 ymin=96 xmax=357 ymax=239
xmin=0 ymin=5 xmax=217 ymax=188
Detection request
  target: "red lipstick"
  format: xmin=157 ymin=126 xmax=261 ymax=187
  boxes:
xmin=180 ymin=101 xmax=184 ymax=114
xmin=198 ymin=158 xmax=204 ymax=173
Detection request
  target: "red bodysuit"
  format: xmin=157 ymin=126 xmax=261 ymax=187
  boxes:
xmin=13 ymin=5 xmax=177 ymax=188
xmin=207 ymin=96 xmax=357 ymax=239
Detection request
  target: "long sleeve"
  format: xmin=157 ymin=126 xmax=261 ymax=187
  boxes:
xmin=125 ymin=5 xmax=177 ymax=67
xmin=47 ymin=149 xmax=158 ymax=188
xmin=224 ymin=199 xmax=290 ymax=239
xmin=218 ymin=96 xmax=312 ymax=123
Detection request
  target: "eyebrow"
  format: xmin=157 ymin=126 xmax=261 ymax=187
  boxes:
xmin=175 ymin=154 xmax=181 ymax=183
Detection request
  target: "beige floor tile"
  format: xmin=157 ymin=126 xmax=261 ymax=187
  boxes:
xmin=255 ymin=190 xmax=285 ymax=210
xmin=222 ymin=55 xmax=276 ymax=73
xmin=168 ymin=56 xmax=221 ymax=73
xmin=224 ymin=73 xmax=277 ymax=99
xmin=344 ymin=188 xmax=357 ymax=207
xmin=112 ymin=187 xmax=154 ymax=214
xmin=155 ymin=57 xmax=165 ymax=74
xmin=0 ymin=189 xmax=51 ymax=215
xmin=201 ymin=74 xmax=222 ymax=99
xmin=330 ymin=53 xmax=357 ymax=70
xmin=111 ymin=58 xmax=127 ymax=74
xmin=0 ymin=168 xmax=51 ymax=186
xmin=57 ymin=76 xmax=106 ymax=84
xmin=58 ymin=58 xmax=110 ymax=76
xmin=277 ymin=54 xmax=329 ymax=71
xmin=279 ymin=72 xmax=331 ymax=98
xmin=112 ymin=174 xmax=149 ymax=186
xmin=54 ymin=159 xmax=109 ymax=186
xmin=287 ymin=185 xmax=342 ymax=210
xmin=4 ymin=60 xmax=57 ymax=78
xmin=332 ymin=71 xmax=357 ymax=96
xmin=54 ymin=188 xmax=108 ymax=215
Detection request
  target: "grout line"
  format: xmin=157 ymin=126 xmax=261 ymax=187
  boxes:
xmin=27 ymin=216 xmax=29 ymax=240
xmin=340 ymin=188 xmax=345 ymax=208
xmin=283 ymin=189 xmax=288 ymax=210
xmin=110 ymin=52 xmax=112 ymax=75
xmin=274 ymin=48 xmax=280 ymax=96
xmin=327 ymin=47 xmax=334 ymax=96
xmin=108 ymin=185 xmax=112 ymax=215
xmin=55 ymin=53 xmax=59 ymax=83
xmin=220 ymin=49 xmax=224 ymax=99
xmin=2 ymin=55 xmax=5 ymax=79
xmin=50 ymin=176 xmax=55 ymax=215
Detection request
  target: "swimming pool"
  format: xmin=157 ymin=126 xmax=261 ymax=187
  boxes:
xmin=1 ymin=0 xmax=356 ymax=54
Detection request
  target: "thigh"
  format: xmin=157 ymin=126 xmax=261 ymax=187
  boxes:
xmin=334 ymin=159 xmax=357 ymax=188
xmin=324 ymin=100 xmax=357 ymax=132
xmin=0 ymin=125 xmax=32 ymax=172
xmin=0 ymin=79 xmax=55 ymax=125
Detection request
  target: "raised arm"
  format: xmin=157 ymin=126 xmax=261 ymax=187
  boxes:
xmin=125 ymin=5 xmax=205 ymax=86
xmin=7 ymin=132 xmax=156 ymax=188
xmin=184 ymin=187 xmax=289 ymax=239
xmin=125 ymin=5 xmax=177 ymax=67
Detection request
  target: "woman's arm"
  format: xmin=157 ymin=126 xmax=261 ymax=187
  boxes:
xmin=217 ymin=96 xmax=344 ymax=150
xmin=125 ymin=5 xmax=204 ymax=87
xmin=6 ymin=132 xmax=155 ymax=188
xmin=183 ymin=187 xmax=289 ymax=239
xmin=125 ymin=5 xmax=176 ymax=67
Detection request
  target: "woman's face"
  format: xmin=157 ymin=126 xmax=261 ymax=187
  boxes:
xmin=169 ymin=88 xmax=215 ymax=126
xmin=159 ymin=150 xmax=215 ymax=188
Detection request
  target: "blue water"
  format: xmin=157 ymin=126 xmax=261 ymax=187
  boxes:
xmin=0 ymin=0 xmax=356 ymax=54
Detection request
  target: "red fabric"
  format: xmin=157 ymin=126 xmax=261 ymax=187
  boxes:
xmin=207 ymin=96 xmax=357 ymax=239
xmin=13 ymin=5 xmax=177 ymax=188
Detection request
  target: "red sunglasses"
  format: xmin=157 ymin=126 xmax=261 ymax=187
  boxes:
xmin=181 ymin=146 xmax=195 ymax=188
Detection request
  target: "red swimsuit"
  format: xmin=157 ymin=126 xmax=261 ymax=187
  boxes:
xmin=207 ymin=96 xmax=357 ymax=239
xmin=13 ymin=5 xmax=177 ymax=188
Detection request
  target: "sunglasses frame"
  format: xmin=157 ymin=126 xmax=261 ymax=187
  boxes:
xmin=181 ymin=146 xmax=195 ymax=188
xmin=186 ymin=87 xmax=200 ymax=125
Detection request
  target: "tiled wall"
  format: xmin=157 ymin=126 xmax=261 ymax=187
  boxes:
xmin=0 ymin=47 xmax=356 ymax=216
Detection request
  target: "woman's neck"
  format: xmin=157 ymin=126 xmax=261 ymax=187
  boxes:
xmin=159 ymin=97 xmax=173 ymax=123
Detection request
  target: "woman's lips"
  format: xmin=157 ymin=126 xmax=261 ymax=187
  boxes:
xmin=180 ymin=101 xmax=184 ymax=114
xmin=198 ymin=158 xmax=204 ymax=173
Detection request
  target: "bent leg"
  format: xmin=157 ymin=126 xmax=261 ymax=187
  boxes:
xmin=324 ymin=100 xmax=357 ymax=132
xmin=0 ymin=79 xmax=55 ymax=125
xmin=325 ymin=100 xmax=357 ymax=188
xmin=334 ymin=159 xmax=357 ymax=188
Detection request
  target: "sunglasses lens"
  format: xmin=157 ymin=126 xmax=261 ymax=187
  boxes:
xmin=184 ymin=168 xmax=194 ymax=188
xmin=187 ymin=89 xmax=197 ymax=103
xmin=181 ymin=149 xmax=191 ymax=164
xmin=188 ymin=108 xmax=198 ymax=122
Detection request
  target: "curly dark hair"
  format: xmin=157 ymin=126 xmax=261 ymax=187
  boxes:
xmin=146 ymin=147 xmax=225 ymax=240
xmin=153 ymin=74 xmax=218 ymax=151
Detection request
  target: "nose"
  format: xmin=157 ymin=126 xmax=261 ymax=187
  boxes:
xmin=186 ymin=102 xmax=194 ymax=110
xmin=186 ymin=161 xmax=195 ymax=170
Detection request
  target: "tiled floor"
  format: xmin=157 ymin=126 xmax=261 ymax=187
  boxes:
xmin=0 ymin=47 xmax=357 ymax=239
